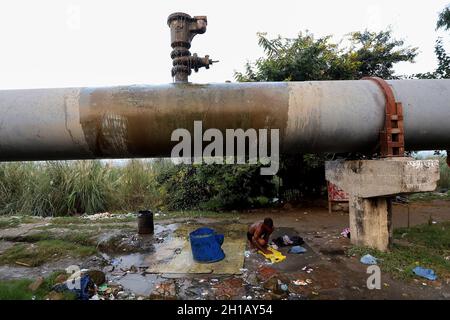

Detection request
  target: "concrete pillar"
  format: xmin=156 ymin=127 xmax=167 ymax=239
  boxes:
xmin=349 ymin=196 xmax=392 ymax=251
xmin=326 ymin=158 xmax=439 ymax=251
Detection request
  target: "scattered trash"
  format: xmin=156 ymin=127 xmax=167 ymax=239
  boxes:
xmin=28 ymin=276 xmax=44 ymax=292
xmin=98 ymin=284 xmax=108 ymax=293
xmin=340 ymin=227 xmax=351 ymax=239
xmin=360 ymin=254 xmax=378 ymax=265
xmin=301 ymin=266 xmax=314 ymax=273
xmin=293 ymin=280 xmax=308 ymax=286
xmin=413 ymin=267 xmax=437 ymax=281
xmin=288 ymin=246 xmax=307 ymax=254
xmin=82 ymin=212 xmax=136 ymax=221
xmin=244 ymin=251 xmax=251 ymax=258
xmin=53 ymin=274 xmax=95 ymax=300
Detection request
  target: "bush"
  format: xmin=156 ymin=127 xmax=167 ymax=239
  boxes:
xmin=0 ymin=159 xmax=277 ymax=216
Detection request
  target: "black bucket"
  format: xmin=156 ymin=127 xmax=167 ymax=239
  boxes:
xmin=137 ymin=210 xmax=154 ymax=234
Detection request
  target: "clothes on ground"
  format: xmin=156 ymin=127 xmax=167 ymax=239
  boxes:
xmin=53 ymin=274 xmax=95 ymax=300
xmin=258 ymin=247 xmax=286 ymax=263
xmin=272 ymin=235 xmax=304 ymax=247
xmin=288 ymin=246 xmax=307 ymax=254
xmin=360 ymin=254 xmax=378 ymax=265
xmin=412 ymin=266 xmax=437 ymax=281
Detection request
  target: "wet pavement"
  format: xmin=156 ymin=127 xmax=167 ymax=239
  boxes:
xmin=1 ymin=202 xmax=450 ymax=300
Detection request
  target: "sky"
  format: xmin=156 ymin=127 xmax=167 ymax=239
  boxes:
xmin=0 ymin=0 xmax=449 ymax=89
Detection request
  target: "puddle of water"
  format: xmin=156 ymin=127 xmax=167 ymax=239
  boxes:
xmin=117 ymin=273 xmax=161 ymax=296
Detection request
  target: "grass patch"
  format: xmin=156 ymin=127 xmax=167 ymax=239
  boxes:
xmin=0 ymin=216 xmax=43 ymax=229
xmin=394 ymin=222 xmax=450 ymax=250
xmin=16 ymin=231 xmax=98 ymax=247
xmin=0 ymin=218 xmax=21 ymax=229
xmin=0 ymin=271 xmax=76 ymax=300
xmin=408 ymin=191 xmax=450 ymax=202
xmin=0 ymin=279 xmax=34 ymax=300
xmin=0 ymin=240 xmax=97 ymax=267
xmin=348 ymin=222 xmax=450 ymax=280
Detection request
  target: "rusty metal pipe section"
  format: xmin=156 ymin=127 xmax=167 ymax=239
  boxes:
xmin=0 ymin=80 xmax=449 ymax=161
xmin=167 ymin=12 xmax=217 ymax=82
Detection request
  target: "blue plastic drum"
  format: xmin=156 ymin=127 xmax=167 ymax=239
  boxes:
xmin=189 ymin=227 xmax=225 ymax=263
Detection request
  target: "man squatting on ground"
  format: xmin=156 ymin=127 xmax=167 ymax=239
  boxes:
xmin=247 ymin=218 xmax=274 ymax=254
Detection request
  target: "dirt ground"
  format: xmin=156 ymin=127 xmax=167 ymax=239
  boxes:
xmin=0 ymin=200 xmax=449 ymax=300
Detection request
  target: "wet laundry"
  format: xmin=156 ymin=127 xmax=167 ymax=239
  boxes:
xmin=272 ymin=235 xmax=304 ymax=247
xmin=288 ymin=246 xmax=307 ymax=254
xmin=258 ymin=247 xmax=286 ymax=263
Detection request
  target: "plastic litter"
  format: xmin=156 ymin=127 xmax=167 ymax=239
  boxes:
xmin=293 ymin=280 xmax=308 ymax=286
xmin=413 ymin=266 xmax=437 ymax=281
xmin=360 ymin=254 xmax=378 ymax=265
xmin=340 ymin=227 xmax=351 ymax=239
xmin=288 ymin=246 xmax=307 ymax=254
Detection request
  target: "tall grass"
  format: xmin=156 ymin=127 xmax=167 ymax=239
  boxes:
xmin=0 ymin=160 xmax=166 ymax=217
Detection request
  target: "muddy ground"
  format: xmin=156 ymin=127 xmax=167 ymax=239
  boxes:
xmin=0 ymin=200 xmax=449 ymax=300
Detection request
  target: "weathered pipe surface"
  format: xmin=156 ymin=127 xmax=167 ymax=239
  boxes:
xmin=0 ymin=80 xmax=449 ymax=161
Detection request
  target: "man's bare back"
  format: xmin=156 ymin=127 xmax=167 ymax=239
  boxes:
xmin=247 ymin=218 xmax=274 ymax=254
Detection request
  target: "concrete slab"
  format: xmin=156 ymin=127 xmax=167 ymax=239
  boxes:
xmin=325 ymin=158 xmax=439 ymax=198
xmin=325 ymin=158 xmax=440 ymax=251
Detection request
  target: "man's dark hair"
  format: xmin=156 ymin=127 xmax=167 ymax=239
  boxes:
xmin=263 ymin=217 xmax=273 ymax=228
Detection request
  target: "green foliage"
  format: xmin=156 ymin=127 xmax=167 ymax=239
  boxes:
xmin=415 ymin=39 xmax=450 ymax=79
xmin=347 ymin=30 xmax=417 ymax=79
xmin=0 ymin=271 xmax=76 ymax=300
xmin=115 ymin=159 xmax=163 ymax=211
xmin=156 ymin=163 xmax=276 ymax=211
xmin=0 ymin=163 xmax=35 ymax=215
xmin=437 ymin=5 xmax=450 ymax=31
xmin=235 ymin=30 xmax=417 ymax=82
xmin=0 ymin=159 xmax=275 ymax=215
xmin=24 ymin=161 xmax=117 ymax=216
xmin=0 ymin=279 xmax=35 ymax=300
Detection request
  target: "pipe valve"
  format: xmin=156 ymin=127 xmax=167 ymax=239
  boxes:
xmin=168 ymin=12 xmax=218 ymax=82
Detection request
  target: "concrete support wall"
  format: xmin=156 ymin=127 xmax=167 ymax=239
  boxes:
xmin=349 ymin=196 xmax=392 ymax=251
xmin=326 ymin=158 xmax=439 ymax=251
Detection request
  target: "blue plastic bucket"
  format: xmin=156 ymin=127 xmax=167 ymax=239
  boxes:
xmin=189 ymin=227 xmax=225 ymax=263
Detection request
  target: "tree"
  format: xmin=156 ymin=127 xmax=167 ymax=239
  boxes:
xmin=235 ymin=30 xmax=417 ymax=82
xmin=415 ymin=5 xmax=450 ymax=80
xmin=415 ymin=39 xmax=450 ymax=79
xmin=347 ymin=30 xmax=417 ymax=79
xmin=437 ymin=5 xmax=450 ymax=31
xmin=235 ymin=30 xmax=418 ymax=200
